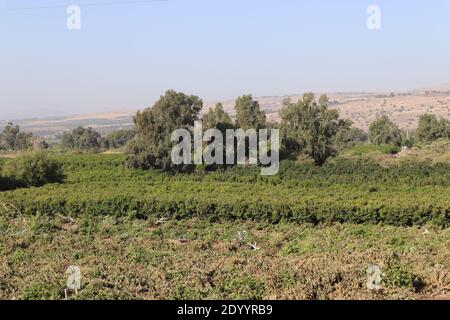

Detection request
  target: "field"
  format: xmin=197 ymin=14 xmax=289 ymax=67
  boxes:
xmin=1 ymin=216 xmax=449 ymax=300
xmin=0 ymin=149 xmax=449 ymax=300
xmin=1 ymin=153 xmax=449 ymax=226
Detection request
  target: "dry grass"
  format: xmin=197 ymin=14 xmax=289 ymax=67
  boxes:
xmin=0 ymin=214 xmax=448 ymax=300
xmin=206 ymin=90 xmax=450 ymax=130
xmin=339 ymin=140 xmax=450 ymax=167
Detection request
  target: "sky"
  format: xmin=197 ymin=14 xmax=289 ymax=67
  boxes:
xmin=1 ymin=0 xmax=450 ymax=119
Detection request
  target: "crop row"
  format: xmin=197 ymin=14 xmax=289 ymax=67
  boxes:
xmin=0 ymin=154 xmax=449 ymax=226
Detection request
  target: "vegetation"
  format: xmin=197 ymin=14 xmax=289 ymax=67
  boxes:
xmin=280 ymin=94 xmax=351 ymax=165
xmin=125 ymin=90 xmax=203 ymax=171
xmin=341 ymin=144 xmax=400 ymax=158
xmin=415 ymin=113 xmax=450 ymax=144
xmin=61 ymin=127 xmax=102 ymax=151
xmin=1 ymin=95 xmax=449 ymax=300
xmin=103 ymin=129 xmax=136 ymax=150
xmin=334 ymin=127 xmax=368 ymax=151
xmin=0 ymin=122 xmax=33 ymax=151
xmin=0 ymin=153 xmax=448 ymax=227
xmin=234 ymin=95 xmax=266 ymax=130
xmin=1 ymin=151 xmax=64 ymax=188
xmin=369 ymin=115 xmax=402 ymax=147
xmin=202 ymin=103 xmax=234 ymax=131
xmin=0 ymin=214 xmax=448 ymax=300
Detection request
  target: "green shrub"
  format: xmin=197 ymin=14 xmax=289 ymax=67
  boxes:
xmin=0 ymin=154 xmax=448 ymax=227
xmin=384 ymin=264 xmax=415 ymax=288
xmin=61 ymin=127 xmax=102 ymax=151
xmin=415 ymin=113 xmax=449 ymax=144
xmin=344 ymin=144 xmax=400 ymax=156
xmin=369 ymin=115 xmax=402 ymax=147
xmin=0 ymin=175 xmax=16 ymax=191
xmin=3 ymin=151 xmax=65 ymax=187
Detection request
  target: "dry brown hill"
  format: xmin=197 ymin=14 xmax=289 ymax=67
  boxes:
xmin=3 ymin=85 xmax=450 ymax=137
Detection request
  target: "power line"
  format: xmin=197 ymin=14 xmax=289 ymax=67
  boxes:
xmin=0 ymin=0 xmax=167 ymax=12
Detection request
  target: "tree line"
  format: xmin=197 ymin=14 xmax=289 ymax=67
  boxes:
xmin=0 ymin=124 xmax=136 ymax=153
xmin=1 ymin=90 xmax=449 ymax=170
xmin=125 ymin=90 xmax=450 ymax=171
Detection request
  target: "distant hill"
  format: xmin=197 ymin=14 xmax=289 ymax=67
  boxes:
xmin=0 ymin=110 xmax=136 ymax=138
xmin=2 ymin=86 xmax=450 ymax=137
xmin=204 ymin=89 xmax=450 ymax=130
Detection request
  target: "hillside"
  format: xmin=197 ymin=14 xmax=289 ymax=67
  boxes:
xmin=205 ymin=89 xmax=450 ymax=130
xmin=0 ymin=110 xmax=136 ymax=138
xmin=2 ymin=86 xmax=450 ymax=138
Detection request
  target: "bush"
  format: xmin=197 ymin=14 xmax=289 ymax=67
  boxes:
xmin=344 ymin=144 xmax=400 ymax=156
xmin=61 ymin=127 xmax=102 ymax=151
xmin=369 ymin=115 xmax=402 ymax=147
xmin=0 ymin=154 xmax=448 ymax=227
xmin=104 ymin=129 xmax=136 ymax=150
xmin=3 ymin=151 xmax=65 ymax=187
xmin=415 ymin=113 xmax=449 ymax=144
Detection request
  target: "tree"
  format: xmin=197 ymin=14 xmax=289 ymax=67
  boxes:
xmin=235 ymin=95 xmax=266 ymax=130
xmin=280 ymin=93 xmax=349 ymax=166
xmin=0 ymin=122 xmax=19 ymax=149
xmin=61 ymin=132 xmax=75 ymax=149
xmin=334 ymin=126 xmax=368 ymax=150
xmin=105 ymin=129 xmax=136 ymax=149
xmin=202 ymin=103 xmax=234 ymax=132
xmin=414 ymin=113 xmax=449 ymax=144
xmin=125 ymin=90 xmax=202 ymax=171
xmin=0 ymin=122 xmax=32 ymax=151
xmin=200 ymin=103 xmax=236 ymax=171
xmin=14 ymin=132 xmax=33 ymax=150
xmin=368 ymin=115 xmax=402 ymax=146
xmin=61 ymin=127 xmax=102 ymax=151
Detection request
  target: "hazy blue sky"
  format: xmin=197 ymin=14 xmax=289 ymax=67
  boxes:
xmin=1 ymin=0 xmax=450 ymax=119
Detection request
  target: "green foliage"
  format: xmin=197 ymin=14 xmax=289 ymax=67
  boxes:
xmin=384 ymin=259 xmax=415 ymax=288
xmin=369 ymin=115 xmax=402 ymax=147
xmin=334 ymin=127 xmax=368 ymax=151
xmin=2 ymin=151 xmax=64 ymax=187
xmin=201 ymin=103 xmax=236 ymax=171
xmin=203 ymin=103 xmax=234 ymax=132
xmin=343 ymin=143 xmax=400 ymax=156
xmin=104 ymin=129 xmax=136 ymax=149
xmin=280 ymin=93 xmax=351 ymax=165
xmin=0 ymin=122 xmax=33 ymax=151
xmin=1 ymin=154 xmax=448 ymax=227
xmin=125 ymin=90 xmax=202 ymax=171
xmin=0 ymin=175 xmax=15 ymax=191
xmin=34 ymin=139 xmax=50 ymax=150
xmin=220 ymin=275 xmax=265 ymax=300
xmin=414 ymin=113 xmax=450 ymax=144
xmin=61 ymin=126 xmax=102 ymax=151
xmin=234 ymin=95 xmax=266 ymax=130
xmin=401 ymin=130 xmax=415 ymax=148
